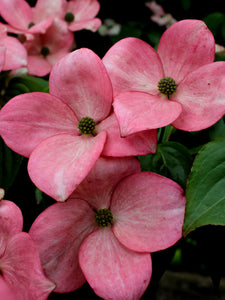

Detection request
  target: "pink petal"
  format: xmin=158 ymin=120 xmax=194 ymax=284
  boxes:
xmin=29 ymin=198 xmax=96 ymax=293
xmin=157 ymin=19 xmax=215 ymax=83
xmin=113 ymin=91 xmax=182 ymax=136
xmin=172 ymin=61 xmax=225 ymax=131
xmin=50 ymin=48 xmax=113 ymax=122
xmin=0 ymin=277 xmax=15 ymax=300
xmin=28 ymin=132 xmax=107 ymax=201
xmin=0 ymin=46 xmax=6 ymax=72
xmin=0 ymin=92 xmax=78 ymax=157
xmin=0 ymin=200 xmax=23 ymax=257
xmin=33 ymin=0 xmax=66 ymax=21
xmin=79 ymin=228 xmax=152 ymax=300
xmin=68 ymin=18 xmax=102 ymax=32
xmin=111 ymin=172 xmax=186 ymax=252
xmin=67 ymin=0 xmax=100 ymax=21
xmin=1 ymin=232 xmax=55 ymax=299
xmin=102 ymin=37 xmax=164 ymax=96
xmin=71 ymin=156 xmax=141 ymax=209
xmin=28 ymin=18 xmax=54 ymax=35
xmin=0 ymin=0 xmax=32 ymax=30
xmin=97 ymin=112 xmax=157 ymax=156
xmin=27 ymin=55 xmax=52 ymax=76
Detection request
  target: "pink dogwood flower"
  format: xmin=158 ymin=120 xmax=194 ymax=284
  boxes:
xmin=103 ymin=19 xmax=225 ymax=135
xmin=0 ymin=0 xmax=101 ymax=37
xmin=0 ymin=197 xmax=55 ymax=299
xmin=0 ymin=24 xmax=27 ymax=71
xmin=29 ymin=157 xmax=186 ymax=300
xmin=0 ymin=48 xmax=156 ymax=201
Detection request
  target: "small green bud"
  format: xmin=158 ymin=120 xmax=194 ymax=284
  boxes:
xmin=158 ymin=77 xmax=177 ymax=97
xmin=41 ymin=46 xmax=50 ymax=57
xmin=95 ymin=209 xmax=113 ymax=227
xmin=78 ymin=116 xmax=96 ymax=135
xmin=28 ymin=22 xmax=35 ymax=29
xmin=65 ymin=12 xmax=75 ymax=23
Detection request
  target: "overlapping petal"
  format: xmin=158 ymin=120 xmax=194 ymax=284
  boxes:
xmin=97 ymin=112 xmax=157 ymax=155
xmin=29 ymin=199 xmax=96 ymax=293
xmin=111 ymin=172 xmax=186 ymax=252
xmin=157 ymin=19 xmax=215 ymax=83
xmin=0 ymin=92 xmax=78 ymax=157
xmin=102 ymin=37 xmax=164 ymax=97
xmin=50 ymin=48 xmax=113 ymax=122
xmin=172 ymin=61 xmax=225 ymax=131
xmin=71 ymin=156 xmax=141 ymax=209
xmin=79 ymin=228 xmax=152 ymax=300
xmin=113 ymin=91 xmax=182 ymax=136
xmin=28 ymin=132 xmax=107 ymax=201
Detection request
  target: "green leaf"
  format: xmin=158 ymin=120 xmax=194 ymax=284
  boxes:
xmin=0 ymin=137 xmax=23 ymax=192
xmin=183 ymin=136 xmax=225 ymax=237
xmin=138 ymin=141 xmax=193 ymax=189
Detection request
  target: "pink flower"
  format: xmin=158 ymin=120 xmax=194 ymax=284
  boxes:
xmin=0 ymin=24 xmax=27 ymax=71
xmin=0 ymin=198 xmax=55 ymax=299
xmin=29 ymin=157 xmax=186 ymax=299
xmin=0 ymin=48 xmax=156 ymax=201
xmin=0 ymin=0 xmax=101 ymax=36
xmin=103 ymin=19 xmax=225 ymax=135
xmin=23 ymin=19 xmax=74 ymax=76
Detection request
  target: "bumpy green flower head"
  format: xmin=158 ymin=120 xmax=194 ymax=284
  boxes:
xmin=65 ymin=12 xmax=75 ymax=23
xmin=158 ymin=76 xmax=177 ymax=97
xmin=78 ymin=116 xmax=96 ymax=135
xmin=95 ymin=208 xmax=113 ymax=227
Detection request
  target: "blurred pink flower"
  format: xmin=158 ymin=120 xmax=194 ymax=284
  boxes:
xmin=29 ymin=157 xmax=186 ymax=299
xmin=145 ymin=1 xmax=176 ymax=27
xmin=0 ymin=48 xmax=156 ymax=201
xmin=103 ymin=19 xmax=225 ymax=135
xmin=0 ymin=24 xmax=27 ymax=71
xmin=0 ymin=0 xmax=101 ymax=37
xmin=0 ymin=199 xmax=55 ymax=299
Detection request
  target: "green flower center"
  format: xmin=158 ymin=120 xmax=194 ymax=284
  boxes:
xmin=95 ymin=209 xmax=113 ymax=227
xmin=41 ymin=46 xmax=50 ymax=57
xmin=158 ymin=77 xmax=177 ymax=97
xmin=78 ymin=116 xmax=96 ymax=135
xmin=65 ymin=12 xmax=75 ymax=23
xmin=28 ymin=22 xmax=35 ymax=29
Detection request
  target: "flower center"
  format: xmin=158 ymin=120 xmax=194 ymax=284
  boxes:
xmin=65 ymin=12 xmax=75 ymax=23
xmin=28 ymin=22 xmax=35 ymax=28
xmin=95 ymin=208 xmax=113 ymax=227
xmin=41 ymin=46 xmax=50 ymax=57
xmin=78 ymin=116 xmax=96 ymax=135
xmin=158 ymin=77 xmax=177 ymax=97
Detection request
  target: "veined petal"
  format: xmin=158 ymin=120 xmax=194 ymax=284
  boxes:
xmin=0 ymin=46 xmax=6 ymax=72
xmin=97 ymin=112 xmax=157 ymax=156
xmin=1 ymin=232 xmax=55 ymax=299
xmin=71 ymin=156 xmax=141 ymax=209
xmin=0 ymin=277 xmax=15 ymax=300
xmin=66 ymin=0 xmax=100 ymax=21
xmin=49 ymin=48 xmax=113 ymax=122
xmin=111 ymin=172 xmax=186 ymax=252
xmin=113 ymin=91 xmax=182 ymax=136
xmin=79 ymin=228 xmax=152 ymax=300
xmin=0 ymin=200 xmax=23 ymax=257
xmin=68 ymin=18 xmax=101 ymax=32
xmin=158 ymin=19 xmax=215 ymax=83
xmin=103 ymin=37 xmax=164 ymax=96
xmin=27 ymin=55 xmax=52 ymax=77
xmin=28 ymin=132 xmax=107 ymax=201
xmin=172 ymin=61 xmax=225 ymax=131
xmin=0 ymin=92 xmax=78 ymax=157
xmin=33 ymin=0 xmax=66 ymax=21
xmin=0 ymin=0 xmax=32 ymax=30
xmin=29 ymin=199 xmax=96 ymax=293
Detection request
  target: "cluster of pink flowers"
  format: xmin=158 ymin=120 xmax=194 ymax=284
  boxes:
xmin=1 ymin=1 xmax=225 ymax=297
xmin=0 ymin=0 xmax=101 ymax=76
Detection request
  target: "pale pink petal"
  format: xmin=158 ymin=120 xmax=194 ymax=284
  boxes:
xmin=0 ymin=0 xmax=32 ymax=30
xmin=28 ymin=132 xmax=107 ymax=201
xmin=97 ymin=112 xmax=157 ymax=156
xmin=28 ymin=18 xmax=54 ymax=35
xmin=79 ymin=228 xmax=152 ymax=300
xmin=1 ymin=36 xmax=27 ymax=70
xmin=172 ymin=61 xmax=225 ymax=131
xmin=111 ymin=172 xmax=186 ymax=252
xmin=157 ymin=19 xmax=215 ymax=83
xmin=114 ymin=91 xmax=182 ymax=136
xmin=33 ymin=0 xmax=66 ymax=21
xmin=67 ymin=0 xmax=100 ymax=20
xmin=29 ymin=199 xmax=97 ymax=293
xmin=50 ymin=48 xmax=113 ymax=122
xmin=1 ymin=232 xmax=55 ymax=299
xmin=0 ymin=46 xmax=6 ymax=72
xmin=102 ymin=37 xmax=164 ymax=96
xmin=0 ymin=277 xmax=15 ymax=300
xmin=68 ymin=18 xmax=101 ymax=32
xmin=27 ymin=55 xmax=52 ymax=76
xmin=0 ymin=93 xmax=78 ymax=157
xmin=0 ymin=200 xmax=23 ymax=257
xmin=71 ymin=156 xmax=141 ymax=209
